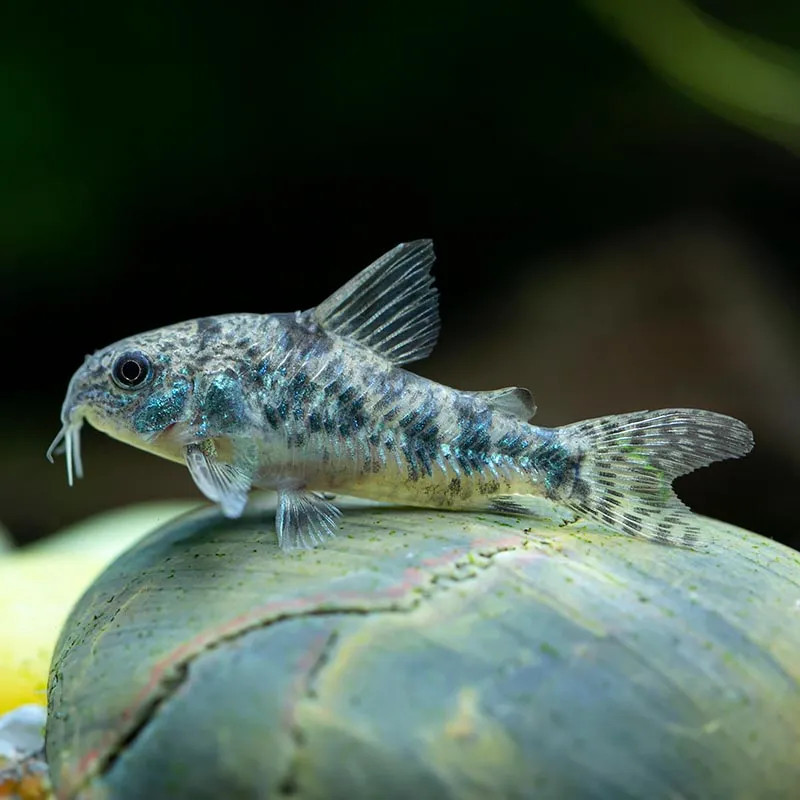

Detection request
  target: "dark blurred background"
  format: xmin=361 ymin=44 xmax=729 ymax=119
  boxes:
xmin=1 ymin=0 xmax=798 ymax=549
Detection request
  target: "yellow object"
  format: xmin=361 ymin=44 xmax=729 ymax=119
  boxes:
xmin=0 ymin=502 xmax=198 ymax=714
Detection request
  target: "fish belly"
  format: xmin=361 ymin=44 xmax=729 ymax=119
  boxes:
xmin=301 ymin=444 xmax=538 ymax=511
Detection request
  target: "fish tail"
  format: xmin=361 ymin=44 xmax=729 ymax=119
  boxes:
xmin=550 ymin=409 xmax=753 ymax=546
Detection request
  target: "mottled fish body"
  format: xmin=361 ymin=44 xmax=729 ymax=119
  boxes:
xmin=48 ymin=241 xmax=753 ymax=549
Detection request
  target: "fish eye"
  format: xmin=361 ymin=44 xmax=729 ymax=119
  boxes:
xmin=111 ymin=351 xmax=152 ymax=389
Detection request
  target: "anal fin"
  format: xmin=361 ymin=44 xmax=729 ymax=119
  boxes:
xmin=487 ymin=494 xmax=578 ymax=527
xmin=277 ymin=489 xmax=342 ymax=550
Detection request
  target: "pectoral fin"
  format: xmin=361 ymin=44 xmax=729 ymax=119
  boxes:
xmin=276 ymin=489 xmax=341 ymax=549
xmin=312 ymin=239 xmax=439 ymax=365
xmin=185 ymin=439 xmax=255 ymax=518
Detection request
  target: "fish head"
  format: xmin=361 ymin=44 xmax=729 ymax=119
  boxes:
xmin=47 ymin=323 xmax=199 ymax=484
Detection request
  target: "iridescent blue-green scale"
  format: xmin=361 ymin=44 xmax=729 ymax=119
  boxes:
xmin=203 ymin=374 xmax=246 ymax=435
xmin=257 ymin=324 xmax=311 ymax=435
xmin=133 ymin=379 xmax=190 ymax=434
xmin=396 ymin=387 xmax=442 ymax=481
xmin=444 ymin=396 xmax=494 ymax=480
xmin=357 ymin=371 xmax=406 ymax=472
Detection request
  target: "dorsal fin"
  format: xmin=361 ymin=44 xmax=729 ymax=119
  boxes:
xmin=472 ymin=387 xmax=537 ymax=421
xmin=312 ymin=240 xmax=439 ymax=365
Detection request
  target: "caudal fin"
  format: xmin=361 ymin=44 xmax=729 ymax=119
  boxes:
xmin=556 ymin=409 xmax=753 ymax=546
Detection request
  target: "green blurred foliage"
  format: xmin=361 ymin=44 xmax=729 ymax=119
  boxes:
xmin=588 ymin=0 xmax=800 ymax=149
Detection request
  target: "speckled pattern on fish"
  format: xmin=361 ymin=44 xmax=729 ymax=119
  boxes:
xmin=48 ymin=240 xmax=754 ymax=549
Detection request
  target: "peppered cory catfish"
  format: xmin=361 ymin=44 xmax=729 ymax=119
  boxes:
xmin=48 ymin=240 xmax=753 ymax=549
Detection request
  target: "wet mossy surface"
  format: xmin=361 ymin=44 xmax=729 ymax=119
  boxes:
xmin=46 ymin=499 xmax=800 ymax=799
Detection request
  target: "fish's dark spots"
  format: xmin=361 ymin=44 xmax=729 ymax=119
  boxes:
xmin=601 ymin=419 xmax=620 ymax=436
xmin=446 ymin=396 xmax=497 ymax=478
xmin=250 ymin=358 xmax=269 ymax=385
xmin=572 ymin=477 xmax=591 ymax=503
xmin=656 ymin=522 xmax=672 ymax=534
xmin=196 ymin=318 xmax=222 ymax=335
xmin=495 ymin=432 xmax=530 ymax=457
xmin=455 ymin=456 xmax=471 ymax=477
xmin=418 ymin=447 xmax=434 ymax=477
xmin=310 ymin=334 xmax=332 ymax=356
xmin=308 ymin=411 xmax=322 ymax=433
xmin=399 ymin=410 xmax=415 ymax=427
xmin=329 ymin=384 xmax=366 ymax=438
xmin=403 ymin=444 xmax=420 ymax=482
xmin=454 ymin=398 xmax=492 ymax=456
xmin=203 ymin=373 xmax=245 ymax=433
xmin=338 ymin=386 xmax=356 ymax=404
xmin=399 ymin=395 xmax=441 ymax=474
xmin=277 ymin=400 xmax=288 ymax=420
xmin=338 ymin=419 xmax=353 ymax=437
xmin=246 ymin=345 xmax=261 ymax=360
xmin=196 ymin=318 xmax=223 ymax=349
xmin=478 ymin=480 xmax=500 ymax=496
xmin=530 ymin=439 xmax=574 ymax=498
xmin=622 ymin=513 xmax=642 ymax=532
xmin=682 ymin=530 xmax=699 ymax=546
xmin=263 ymin=406 xmax=280 ymax=429
xmin=290 ymin=371 xmax=314 ymax=420
xmin=448 ymin=476 xmax=462 ymax=496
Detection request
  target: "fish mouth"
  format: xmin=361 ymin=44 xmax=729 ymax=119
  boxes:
xmin=46 ymin=413 xmax=85 ymax=486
